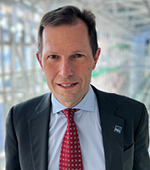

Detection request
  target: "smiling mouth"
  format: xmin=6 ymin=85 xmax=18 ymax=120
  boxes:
xmin=58 ymin=83 xmax=78 ymax=87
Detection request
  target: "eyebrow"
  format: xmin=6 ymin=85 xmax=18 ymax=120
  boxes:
xmin=46 ymin=51 xmax=59 ymax=55
xmin=72 ymin=50 xmax=83 ymax=53
xmin=47 ymin=50 xmax=83 ymax=55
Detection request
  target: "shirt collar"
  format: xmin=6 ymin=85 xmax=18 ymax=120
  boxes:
xmin=52 ymin=85 xmax=95 ymax=114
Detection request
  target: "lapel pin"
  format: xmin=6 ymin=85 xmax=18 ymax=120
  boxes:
xmin=114 ymin=125 xmax=122 ymax=134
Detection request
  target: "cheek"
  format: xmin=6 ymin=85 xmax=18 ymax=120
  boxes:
xmin=86 ymin=62 xmax=94 ymax=73
xmin=43 ymin=62 xmax=54 ymax=74
xmin=43 ymin=66 xmax=54 ymax=81
xmin=81 ymin=65 xmax=93 ymax=80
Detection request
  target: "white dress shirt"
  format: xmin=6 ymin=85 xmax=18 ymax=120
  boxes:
xmin=48 ymin=85 xmax=106 ymax=170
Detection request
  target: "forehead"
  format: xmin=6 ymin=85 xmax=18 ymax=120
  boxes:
xmin=42 ymin=19 xmax=89 ymax=43
xmin=41 ymin=19 xmax=92 ymax=56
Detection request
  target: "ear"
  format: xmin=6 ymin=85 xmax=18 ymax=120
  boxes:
xmin=36 ymin=51 xmax=43 ymax=70
xmin=92 ymin=48 xmax=101 ymax=70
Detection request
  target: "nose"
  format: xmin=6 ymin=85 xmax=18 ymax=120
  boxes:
xmin=59 ymin=58 xmax=73 ymax=78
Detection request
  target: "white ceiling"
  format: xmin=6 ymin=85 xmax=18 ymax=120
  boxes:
xmin=2 ymin=0 xmax=150 ymax=37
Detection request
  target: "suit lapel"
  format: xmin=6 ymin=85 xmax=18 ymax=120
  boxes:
xmin=28 ymin=86 xmax=125 ymax=170
xmin=28 ymin=93 xmax=51 ymax=170
xmin=93 ymin=86 xmax=124 ymax=170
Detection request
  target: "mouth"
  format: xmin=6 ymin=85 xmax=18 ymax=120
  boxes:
xmin=58 ymin=83 xmax=78 ymax=88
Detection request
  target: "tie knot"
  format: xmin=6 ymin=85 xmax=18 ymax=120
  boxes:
xmin=61 ymin=108 xmax=80 ymax=122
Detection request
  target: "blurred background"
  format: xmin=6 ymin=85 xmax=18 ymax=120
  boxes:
xmin=0 ymin=0 xmax=150 ymax=169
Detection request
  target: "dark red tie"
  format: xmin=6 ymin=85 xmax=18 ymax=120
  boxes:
xmin=59 ymin=108 xmax=83 ymax=170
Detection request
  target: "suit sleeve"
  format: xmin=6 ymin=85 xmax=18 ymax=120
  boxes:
xmin=5 ymin=107 xmax=21 ymax=170
xmin=133 ymin=104 xmax=150 ymax=170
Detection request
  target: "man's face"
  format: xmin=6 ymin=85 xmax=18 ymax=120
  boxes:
xmin=37 ymin=19 xmax=100 ymax=107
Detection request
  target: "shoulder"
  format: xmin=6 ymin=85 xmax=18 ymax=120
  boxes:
xmin=92 ymin=85 xmax=145 ymax=109
xmin=14 ymin=93 xmax=48 ymax=110
xmin=92 ymin=85 xmax=148 ymax=135
xmin=7 ymin=93 xmax=51 ymax=121
xmin=92 ymin=85 xmax=147 ymax=122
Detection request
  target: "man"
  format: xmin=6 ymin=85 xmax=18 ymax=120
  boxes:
xmin=5 ymin=5 xmax=150 ymax=170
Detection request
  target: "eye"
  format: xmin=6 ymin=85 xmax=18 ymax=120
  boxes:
xmin=76 ymin=54 xmax=83 ymax=58
xmin=72 ymin=54 xmax=84 ymax=58
xmin=48 ymin=55 xmax=58 ymax=59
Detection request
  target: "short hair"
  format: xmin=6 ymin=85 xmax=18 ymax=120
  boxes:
xmin=38 ymin=5 xmax=98 ymax=58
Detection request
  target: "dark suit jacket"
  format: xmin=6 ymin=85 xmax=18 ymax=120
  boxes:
xmin=5 ymin=86 xmax=150 ymax=170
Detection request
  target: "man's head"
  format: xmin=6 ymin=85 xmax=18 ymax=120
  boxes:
xmin=36 ymin=6 xmax=100 ymax=107
xmin=37 ymin=5 xmax=98 ymax=59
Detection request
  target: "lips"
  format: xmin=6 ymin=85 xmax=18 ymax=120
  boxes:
xmin=58 ymin=83 xmax=78 ymax=87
